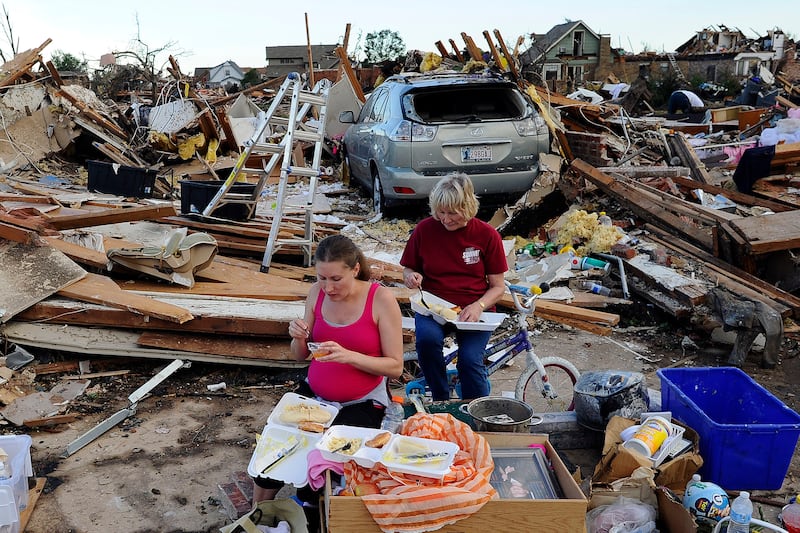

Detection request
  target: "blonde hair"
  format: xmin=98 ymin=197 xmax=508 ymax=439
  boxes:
xmin=429 ymin=173 xmax=479 ymax=220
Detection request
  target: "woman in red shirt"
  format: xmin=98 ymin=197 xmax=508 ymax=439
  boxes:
xmin=252 ymin=234 xmax=403 ymax=504
xmin=401 ymin=173 xmax=508 ymax=400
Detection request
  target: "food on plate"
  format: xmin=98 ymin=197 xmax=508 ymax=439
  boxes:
xmin=395 ymin=437 xmax=431 ymax=455
xmin=365 ymin=431 xmax=392 ymax=448
xmin=429 ymin=303 xmax=462 ymax=321
xmin=327 ymin=436 xmax=362 ymax=456
xmin=280 ymin=403 xmax=333 ymax=424
xmin=297 ymin=421 xmax=325 ymax=433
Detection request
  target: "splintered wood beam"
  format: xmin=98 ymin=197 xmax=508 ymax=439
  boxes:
xmin=136 ymin=331 xmax=296 ymax=360
xmin=448 ymin=39 xmax=464 ymax=61
xmin=669 ymin=176 xmax=792 ymax=213
xmin=482 ymin=31 xmax=504 ymax=68
xmin=46 ymin=204 xmax=177 ymax=230
xmin=435 ymin=41 xmax=451 ymax=60
xmin=58 ymin=272 xmax=194 ymax=324
xmin=0 ymin=221 xmax=37 ymax=244
xmin=56 ymin=89 xmax=128 ymax=139
xmin=44 ymin=236 xmax=108 ymax=269
xmin=493 ymin=29 xmax=520 ymax=81
xmin=334 ymin=46 xmax=365 ymax=103
xmin=460 ymin=32 xmax=483 ymax=61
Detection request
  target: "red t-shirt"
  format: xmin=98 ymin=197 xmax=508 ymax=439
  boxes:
xmin=307 ymin=283 xmax=383 ymax=402
xmin=400 ymin=217 xmax=508 ymax=308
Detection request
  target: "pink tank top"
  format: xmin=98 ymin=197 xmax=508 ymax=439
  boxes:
xmin=307 ymin=283 xmax=383 ymax=402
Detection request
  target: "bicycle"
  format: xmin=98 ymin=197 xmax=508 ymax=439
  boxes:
xmin=403 ymin=282 xmax=581 ymax=413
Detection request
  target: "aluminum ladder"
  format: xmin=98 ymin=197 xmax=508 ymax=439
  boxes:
xmin=666 ymin=53 xmax=687 ymax=84
xmin=200 ymin=72 xmax=330 ymax=272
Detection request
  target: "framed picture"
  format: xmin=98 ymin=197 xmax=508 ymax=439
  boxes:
xmin=489 ymin=447 xmax=560 ymax=499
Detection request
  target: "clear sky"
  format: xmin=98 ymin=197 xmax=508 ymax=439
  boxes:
xmin=3 ymin=0 xmax=795 ymax=73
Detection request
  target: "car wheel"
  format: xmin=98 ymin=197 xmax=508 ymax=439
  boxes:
xmin=371 ymin=170 xmax=386 ymax=217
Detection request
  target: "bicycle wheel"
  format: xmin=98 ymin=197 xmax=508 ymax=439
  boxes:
xmin=515 ymin=356 xmax=580 ymax=413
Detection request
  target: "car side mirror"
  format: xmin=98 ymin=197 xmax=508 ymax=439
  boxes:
xmin=339 ymin=110 xmax=355 ymax=123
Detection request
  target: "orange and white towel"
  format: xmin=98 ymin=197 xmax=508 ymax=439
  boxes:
xmin=343 ymin=413 xmax=497 ymax=533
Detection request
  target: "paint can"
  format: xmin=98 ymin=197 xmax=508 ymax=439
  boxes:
xmin=623 ymin=415 xmax=672 ymax=457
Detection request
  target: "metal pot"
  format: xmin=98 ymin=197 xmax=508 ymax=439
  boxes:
xmin=460 ymin=397 xmax=543 ymax=433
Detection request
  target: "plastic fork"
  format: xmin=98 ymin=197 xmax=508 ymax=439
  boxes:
xmin=330 ymin=441 xmax=353 ymax=454
xmin=418 ymin=288 xmax=430 ymax=309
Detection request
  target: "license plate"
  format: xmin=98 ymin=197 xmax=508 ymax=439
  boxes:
xmin=461 ymin=145 xmax=492 ymax=162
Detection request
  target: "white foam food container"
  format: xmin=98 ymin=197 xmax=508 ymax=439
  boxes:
xmin=410 ymin=290 xmax=506 ymax=332
xmin=381 ymin=434 xmax=460 ymax=479
xmin=315 ymin=425 xmax=391 ymax=468
xmin=248 ymin=424 xmax=320 ymax=487
xmin=267 ymin=392 xmax=339 ymax=430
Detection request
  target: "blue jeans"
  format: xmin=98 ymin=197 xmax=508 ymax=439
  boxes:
xmin=414 ymin=313 xmax=491 ymax=401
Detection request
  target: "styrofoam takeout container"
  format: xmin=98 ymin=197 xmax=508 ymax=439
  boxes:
xmin=315 ymin=425 xmax=390 ymax=467
xmin=410 ymin=291 xmax=506 ymax=331
xmin=381 ymin=434 xmax=459 ymax=479
xmin=248 ymin=424 xmax=320 ymax=487
xmin=267 ymin=392 xmax=339 ymax=430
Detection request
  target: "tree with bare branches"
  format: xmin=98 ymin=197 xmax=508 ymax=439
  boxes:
xmin=0 ymin=3 xmax=19 ymax=63
xmin=98 ymin=14 xmax=185 ymax=102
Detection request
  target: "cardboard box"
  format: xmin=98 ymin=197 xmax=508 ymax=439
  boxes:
xmin=592 ymin=416 xmax=703 ymax=492
xmin=322 ymin=433 xmax=588 ymax=533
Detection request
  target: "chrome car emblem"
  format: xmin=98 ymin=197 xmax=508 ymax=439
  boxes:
xmin=470 ymin=127 xmax=484 ymax=137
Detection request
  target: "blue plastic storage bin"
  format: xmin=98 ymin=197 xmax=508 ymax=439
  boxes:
xmin=657 ymin=367 xmax=800 ymax=490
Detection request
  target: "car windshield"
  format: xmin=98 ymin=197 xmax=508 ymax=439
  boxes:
xmin=403 ymin=85 xmax=528 ymax=123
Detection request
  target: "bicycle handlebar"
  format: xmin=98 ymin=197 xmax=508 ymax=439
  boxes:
xmin=505 ymin=281 xmax=549 ymax=315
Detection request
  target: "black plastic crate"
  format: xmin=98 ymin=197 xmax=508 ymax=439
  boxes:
xmin=87 ymin=160 xmax=157 ymax=198
xmin=179 ymin=180 xmax=257 ymax=221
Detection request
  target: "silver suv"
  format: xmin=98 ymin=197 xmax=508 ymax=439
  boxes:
xmin=339 ymin=72 xmax=550 ymax=215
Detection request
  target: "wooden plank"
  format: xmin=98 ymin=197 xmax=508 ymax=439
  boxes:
xmin=0 ymin=321 xmax=303 ymax=367
xmin=334 ymin=46 xmax=365 ymax=103
xmin=0 ymin=241 xmax=86 ymax=323
xmin=57 ymin=88 xmax=128 ymax=139
xmin=46 ymin=204 xmax=177 ymax=230
xmin=448 ymin=39 xmax=464 ymax=61
xmin=670 ymin=175 xmax=793 ymax=213
xmin=0 ymin=221 xmax=37 ymax=244
xmin=44 ymin=236 xmax=109 ymax=269
xmin=23 ymin=414 xmax=79 ymax=427
xmin=645 ymin=226 xmax=797 ymax=317
xmin=532 ymin=312 xmax=612 ymax=335
xmin=137 ymin=331 xmax=298 ymax=360
xmin=669 ymin=134 xmax=711 ymax=184
xmin=460 ymin=32 xmax=483 ymax=61
xmin=58 ymin=273 xmax=194 ymax=324
xmin=18 ymin=477 xmax=46 ymax=532
xmin=727 ymin=209 xmax=800 ymax=254
xmin=493 ymin=29 xmax=520 ymax=81
xmin=0 ymin=39 xmax=51 ymax=87
xmin=390 ymin=286 xmax=619 ymax=326
xmin=18 ymin=295 xmax=298 ymax=337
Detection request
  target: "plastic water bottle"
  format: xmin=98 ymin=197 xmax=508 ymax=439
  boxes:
xmin=380 ymin=395 xmax=405 ymax=433
xmin=728 ymin=491 xmax=753 ymax=533
xmin=598 ymin=212 xmax=612 ymax=226
xmin=579 ymin=280 xmax=612 ymax=296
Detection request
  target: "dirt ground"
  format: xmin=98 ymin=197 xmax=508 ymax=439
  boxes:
xmin=8 ymin=181 xmax=800 ymax=532
xmin=15 ymin=311 xmax=800 ymax=533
